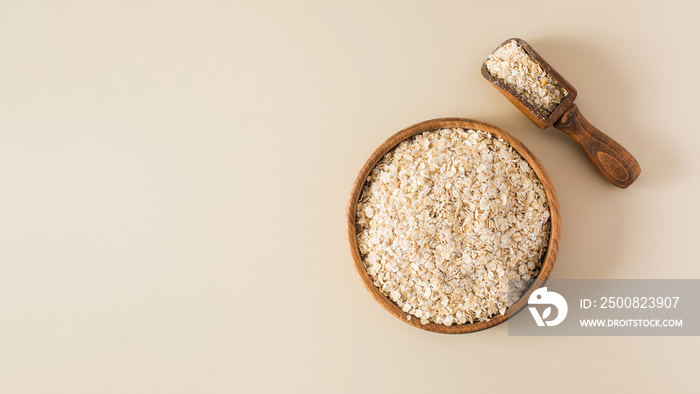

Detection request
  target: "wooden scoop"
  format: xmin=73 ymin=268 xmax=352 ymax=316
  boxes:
xmin=481 ymin=38 xmax=641 ymax=188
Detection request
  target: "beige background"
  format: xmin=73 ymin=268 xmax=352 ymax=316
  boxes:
xmin=0 ymin=1 xmax=698 ymax=393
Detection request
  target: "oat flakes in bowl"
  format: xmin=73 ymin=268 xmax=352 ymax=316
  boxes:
xmin=347 ymin=118 xmax=560 ymax=334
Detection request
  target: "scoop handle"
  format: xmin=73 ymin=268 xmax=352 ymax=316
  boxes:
xmin=554 ymin=104 xmax=641 ymax=188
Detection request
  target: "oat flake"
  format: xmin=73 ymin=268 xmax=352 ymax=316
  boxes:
xmin=485 ymin=41 xmax=567 ymax=116
xmin=356 ymin=128 xmax=551 ymax=326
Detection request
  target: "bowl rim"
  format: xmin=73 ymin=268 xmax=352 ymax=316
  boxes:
xmin=346 ymin=118 xmax=561 ymax=334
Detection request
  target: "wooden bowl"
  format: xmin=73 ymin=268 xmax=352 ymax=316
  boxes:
xmin=346 ymin=118 xmax=561 ymax=334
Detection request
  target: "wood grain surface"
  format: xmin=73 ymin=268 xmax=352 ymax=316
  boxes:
xmin=346 ymin=118 xmax=561 ymax=334
xmin=554 ymin=104 xmax=641 ymax=188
